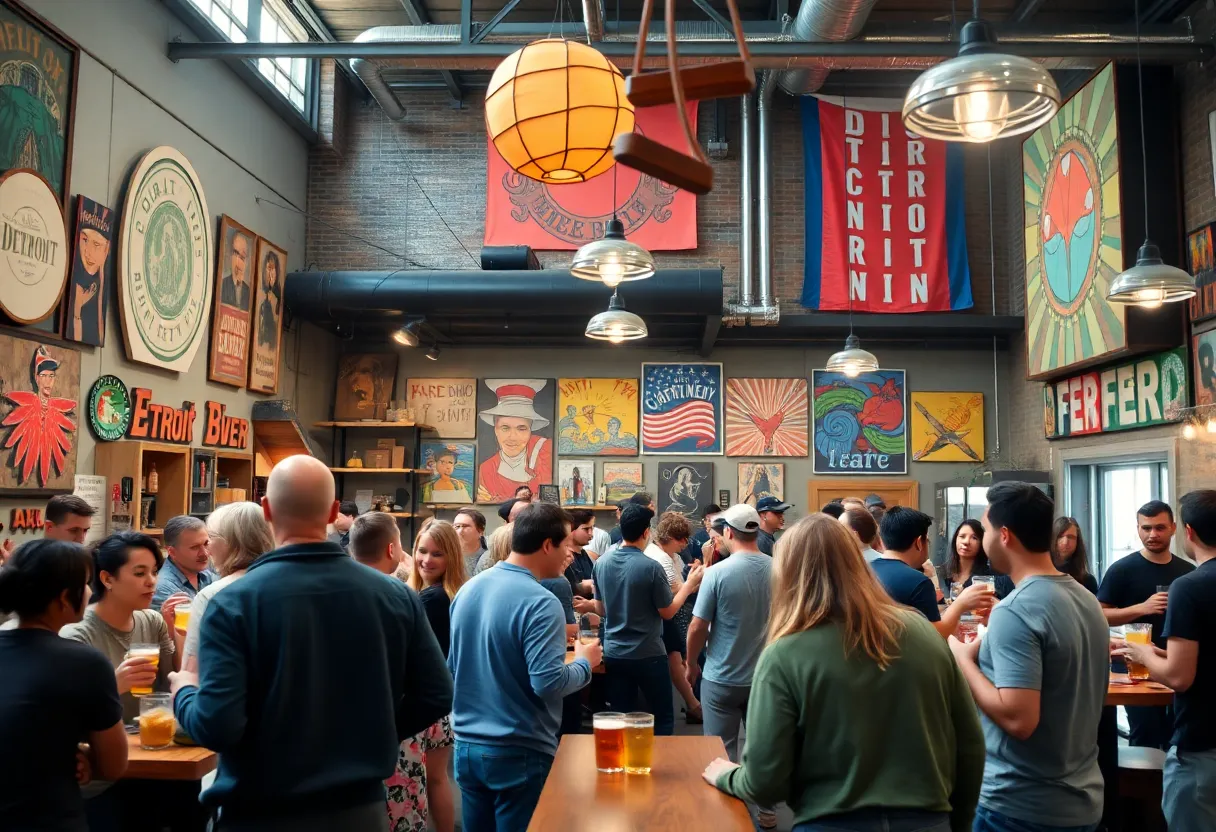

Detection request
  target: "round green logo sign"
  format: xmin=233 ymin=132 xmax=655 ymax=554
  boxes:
xmin=144 ymin=201 xmax=191 ymax=320
xmin=88 ymin=375 xmax=132 ymax=442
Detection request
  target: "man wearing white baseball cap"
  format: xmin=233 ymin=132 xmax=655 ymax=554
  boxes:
xmin=686 ymin=504 xmax=777 ymax=828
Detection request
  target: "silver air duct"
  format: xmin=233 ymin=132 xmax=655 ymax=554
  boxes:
xmin=351 ymin=26 xmax=462 ymax=121
xmin=777 ymin=0 xmax=880 ymax=95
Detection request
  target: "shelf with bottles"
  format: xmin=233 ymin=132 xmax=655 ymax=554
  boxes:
xmin=94 ymin=441 xmax=190 ymax=538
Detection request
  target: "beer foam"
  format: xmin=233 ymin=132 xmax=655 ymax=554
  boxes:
xmin=595 ymin=719 xmax=626 ymax=730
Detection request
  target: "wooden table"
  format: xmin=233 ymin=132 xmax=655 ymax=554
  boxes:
xmin=1106 ymin=674 xmax=1174 ymax=708
xmin=124 ymin=734 xmax=217 ymax=780
xmin=528 ymin=735 xmax=752 ymax=830
xmin=565 ymin=648 xmax=607 ymax=674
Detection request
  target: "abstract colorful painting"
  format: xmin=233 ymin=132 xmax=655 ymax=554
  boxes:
xmin=475 ymin=378 xmax=554 ymax=503
xmin=1022 ymin=63 xmax=1125 ymax=379
xmin=641 ymin=363 xmax=722 ymax=455
xmin=657 ymin=461 xmax=713 ymax=521
xmin=557 ymin=377 xmax=639 ymax=456
xmin=812 ymin=370 xmax=907 ymax=475
xmin=738 ymin=463 xmax=784 ymax=506
xmin=420 ymin=441 xmax=475 ymax=505
xmin=0 ymin=334 xmax=79 ymax=491
xmin=1188 ymin=223 xmax=1216 ymax=324
xmin=603 ymin=461 xmax=644 ymax=503
xmin=909 ymin=393 xmax=985 ymax=462
xmin=1193 ymin=328 xmax=1216 ymax=407
xmin=724 ymin=378 xmax=808 ymax=457
xmin=558 ymin=459 xmax=595 ymax=506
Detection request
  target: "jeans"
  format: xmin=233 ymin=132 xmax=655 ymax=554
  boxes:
xmin=1126 ymin=705 xmax=1174 ymax=750
xmin=794 ymin=809 xmax=950 ymax=832
xmin=1162 ymin=746 xmax=1216 ymax=832
xmin=454 ymin=741 xmax=554 ymax=832
xmin=604 ymin=655 xmax=675 ymax=735
xmin=973 ymin=805 xmax=1099 ymax=832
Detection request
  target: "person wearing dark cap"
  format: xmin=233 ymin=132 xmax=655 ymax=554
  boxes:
xmin=865 ymin=494 xmax=887 ymax=510
xmin=589 ymin=504 xmax=704 ymax=735
xmin=821 ymin=501 xmax=845 ymax=520
xmin=755 ymin=496 xmax=791 ymax=556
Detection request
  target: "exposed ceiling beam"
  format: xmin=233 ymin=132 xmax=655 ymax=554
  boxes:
xmin=396 ymin=0 xmax=463 ymax=101
xmin=1137 ymin=0 xmax=1194 ymax=23
xmin=692 ymin=0 xmax=733 ymax=35
xmin=472 ymin=0 xmax=524 ymax=44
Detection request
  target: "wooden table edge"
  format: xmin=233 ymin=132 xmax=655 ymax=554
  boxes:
xmin=124 ymin=735 xmax=218 ymax=781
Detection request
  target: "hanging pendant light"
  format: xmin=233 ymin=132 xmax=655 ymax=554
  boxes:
xmin=1107 ymin=0 xmax=1195 ymax=306
xmin=902 ymin=3 xmax=1060 ymax=143
xmin=826 ymin=334 xmax=879 ymax=378
xmin=570 ymin=217 xmax=656 ymax=287
xmin=585 ymin=291 xmax=648 ymax=343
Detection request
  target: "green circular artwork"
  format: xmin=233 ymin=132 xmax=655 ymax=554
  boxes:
xmin=143 ymin=201 xmax=191 ymax=320
xmin=87 ymin=375 xmax=132 ymax=442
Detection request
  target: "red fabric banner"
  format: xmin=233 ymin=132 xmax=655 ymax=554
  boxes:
xmin=816 ymin=101 xmax=955 ymax=312
xmin=484 ymin=103 xmax=698 ymax=251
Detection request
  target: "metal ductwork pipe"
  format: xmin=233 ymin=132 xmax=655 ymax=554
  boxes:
xmin=777 ymin=0 xmax=881 ymax=95
xmin=352 ymin=25 xmax=463 ymax=120
xmin=739 ymin=92 xmax=755 ymax=309
xmin=756 ymin=73 xmax=777 ymax=316
xmin=582 ymin=0 xmax=605 ymax=42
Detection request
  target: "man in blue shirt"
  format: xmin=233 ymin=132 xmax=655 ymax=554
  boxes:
xmin=448 ymin=502 xmax=600 ymax=830
xmin=591 ymin=504 xmax=703 ymax=735
xmin=170 ymin=455 xmax=452 ymax=831
xmin=152 ymin=515 xmax=216 ymax=630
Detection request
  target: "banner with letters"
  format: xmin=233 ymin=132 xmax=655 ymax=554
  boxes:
xmin=484 ymin=104 xmax=697 ymax=251
xmin=1043 ymin=348 xmax=1188 ymax=439
xmin=801 ymin=97 xmax=972 ymax=313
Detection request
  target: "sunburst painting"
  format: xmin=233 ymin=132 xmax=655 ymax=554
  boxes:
xmin=724 ymin=378 xmax=809 ymax=457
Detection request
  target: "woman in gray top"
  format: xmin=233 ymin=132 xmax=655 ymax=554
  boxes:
xmin=61 ymin=531 xmax=177 ymax=723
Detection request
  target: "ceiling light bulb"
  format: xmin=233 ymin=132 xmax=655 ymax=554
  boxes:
xmin=954 ymin=90 xmax=1010 ymax=141
xmin=1183 ymin=422 xmax=1197 ymax=441
xmin=1206 ymin=417 xmax=1216 ymax=434
xmin=600 ymin=261 xmax=625 ymax=289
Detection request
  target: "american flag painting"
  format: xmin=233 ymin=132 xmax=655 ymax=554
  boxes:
xmin=725 ymin=378 xmax=809 ymax=457
xmin=641 ymin=363 xmax=723 ymax=454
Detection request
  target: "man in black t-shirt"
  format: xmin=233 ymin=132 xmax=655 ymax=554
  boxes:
xmin=1098 ymin=500 xmax=1195 ymax=749
xmin=1117 ymin=490 xmax=1216 ymax=830
xmin=565 ymin=508 xmax=597 ymax=598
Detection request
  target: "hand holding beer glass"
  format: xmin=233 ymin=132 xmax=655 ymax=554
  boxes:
xmin=1122 ymin=623 xmax=1153 ymax=681
xmin=120 ymin=643 xmax=160 ymax=696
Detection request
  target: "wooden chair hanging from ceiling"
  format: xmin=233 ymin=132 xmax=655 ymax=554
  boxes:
xmin=611 ymin=0 xmax=755 ymax=195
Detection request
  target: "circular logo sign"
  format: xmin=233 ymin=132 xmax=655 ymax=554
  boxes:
xmin=119 ymin=147 xmax=213 ymax=372
xmin=0 ymin=169 xmax=69 ymax=324
xmin=1037 ymin=133 xmax=1102 ymax=316
xmin=87 ymin=375 xmax=132 ymax=442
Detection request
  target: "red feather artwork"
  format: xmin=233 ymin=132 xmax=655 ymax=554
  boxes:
xmin=0 ymin=338 xmax=80 ymax=490
xmin=724 ymin=378 xmax=809 ymax=457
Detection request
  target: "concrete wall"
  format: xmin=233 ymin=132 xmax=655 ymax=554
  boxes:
xmin=0 ymin=0 xmax=334 ymax=530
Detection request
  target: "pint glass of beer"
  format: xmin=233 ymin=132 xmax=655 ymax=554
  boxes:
xmin=126 ymin=643 xmax=160 ymax=697
xmin=1125 ymin=623 xmax=1152 ymax=681
xmin=623 ymin=713 xmax=655 ymax=774
xmin=593 ymin=712 xmax=625 ymax=773
xmin=139 ymin=694 xmax=175 ymax=750
xmin=174 ymin=604 xmax=192 ymax=633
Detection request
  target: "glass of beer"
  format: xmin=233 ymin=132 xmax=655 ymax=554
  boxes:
xmin=139 ymin=694 xmax=175 ymax=750
xmin=623 ymin=712 xmax=655 ymax=775
xmin=126 ymin=643 xmax=160 ymax=697
xmin=1125 ymin=623 xmax=1152 ymax=681
xmin=593 ymin=712 xmax=625 ymax=773
xmin=958 ymin=614 xmax=981 ymax=644
xmin=174 ymin=603 xmax=192 ymax=633
xmin=971 ymin=576 xmax=996 ymax=594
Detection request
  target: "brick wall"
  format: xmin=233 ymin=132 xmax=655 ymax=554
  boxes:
xmin=305 ymin=86 xmax=1019 ymax=315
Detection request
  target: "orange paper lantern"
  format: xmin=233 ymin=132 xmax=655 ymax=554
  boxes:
xmin=485 ymin=38 xmax=634 ymax=184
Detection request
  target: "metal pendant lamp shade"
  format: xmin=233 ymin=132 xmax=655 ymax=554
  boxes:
xmin=902 ymin=19 xmax=1060 ymax=143
xmin=585 ymin=291 xmax=648 ymax=343
xmin=825 ymin=334 xmax=879 ymax=378
xmin=1107 ymin=240 xmax=1196 ymax=307
xmin=570 ymin=218 xmax=656 ymax=287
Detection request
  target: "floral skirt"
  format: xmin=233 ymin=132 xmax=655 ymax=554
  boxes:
xmin=384 ymin=715 xmax=453 ymax=832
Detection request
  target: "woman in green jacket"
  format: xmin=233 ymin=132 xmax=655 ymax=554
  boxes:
xmin=703 ymin=513 xmax=985 ymax=832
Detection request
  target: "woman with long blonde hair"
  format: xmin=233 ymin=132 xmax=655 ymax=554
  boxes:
xmin=703 ymin=513 xmax=986 ymax=832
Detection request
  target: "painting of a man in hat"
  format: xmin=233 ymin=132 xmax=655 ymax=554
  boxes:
xmin=475 ymin=378 xmax=554 ymax=503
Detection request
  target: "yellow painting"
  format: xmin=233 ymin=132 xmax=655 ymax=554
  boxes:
xmin=557 ymin=378 xmax=640 ymax=456
xmin=910 ymin=393 xmax=985 ymax=463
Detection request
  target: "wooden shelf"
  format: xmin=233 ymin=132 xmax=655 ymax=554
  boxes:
xmin=330 ymin=467 xmax=423 ymax=474
xmin=141 ymin=528 xmax=164 ymax=536
xmin=315 ymin=421 xmax=434 ymax=430
xmin=385 ymin=512 xmax=414 ymax=518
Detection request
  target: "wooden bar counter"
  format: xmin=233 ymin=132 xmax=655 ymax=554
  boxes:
xmin=1106 ymin=674 xmax=1173 ymax=708
xmin=123 ymin=734 xmax=217 ymax=781
xmin=528 ymin=735 xmax=752 ymax=830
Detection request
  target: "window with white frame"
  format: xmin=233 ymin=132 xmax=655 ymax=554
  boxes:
xmin=1065 ymin=455 xmax=1171 ymax=579
xmin=186 ymin=0 xmax=249 ymax=43
xmin=257 ymin=0 xmax=309 ymax=111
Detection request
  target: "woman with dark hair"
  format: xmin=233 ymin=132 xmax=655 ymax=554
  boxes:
xmin=1051 ymin=517 xmax=1098 ymax=595
xmin=945 ymin=519 xmax=1013 ymax=602
xmin=60 ymin=531 xmax=177 ymax=722
xmin=0 ymin=539 xmax=129 ymax=830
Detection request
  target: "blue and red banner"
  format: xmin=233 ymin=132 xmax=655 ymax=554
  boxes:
xmin=801 ymin=97 xmax=972 ymax=313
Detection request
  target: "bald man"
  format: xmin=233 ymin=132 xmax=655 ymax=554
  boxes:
xmin=170 ymin=456 xmax=452 ymax=831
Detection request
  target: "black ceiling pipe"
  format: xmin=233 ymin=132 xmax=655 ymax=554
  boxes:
xmin=285 ymin=268 xmax=724 ymax=322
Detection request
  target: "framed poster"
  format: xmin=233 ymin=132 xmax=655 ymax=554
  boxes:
xmin=812 ymin=369 xmax=907 ymax=475
xmin=538 ymin=484 xmax=560 ymax=504
xmin=118 ymin=146 xmax=213 ymax=373
xmin=420 ymin=441 xmax=476 ymax=505
xmin=475 ymin=378 xmax=555 ymax=503
xmin=62 ymin=196 xmax=113 ymax=346
xmin=557 ymin=377 xmax=640 ymax=456
xmin=406 ymin=377 xmax=476 ymax=438
xmin=738 ymin=462 xmax=783 ymax=506
xmin=208 ymin=216 xmax=255 ymax=387
xmin=334 ymin=353 xmax=398 ymax=421
xmin=641 ymin=363 xmax=722 ymax=455
xmin=0 ymin=1 xmax=78 ymax=207
xmin=248 ymin=236 xmax=285 ymax=393
xmin=0 ymin=334 xmax=79 ymax=492
xmin=1195 ymin=326 xmax=1216 ymax=407
xmin=909 ymin=393 xmax=985 ymax=462
xmin=603 ymin=461 xmax=643 ymax=503
xmin=1188 ymin=223 xmax=1216 ymax=325
xmin=724 ymin=377 xmax=809 ymax=457
xmin=657 ymin=461 xmax=713 ymax=521
xmin=558 ymin=459 xmax=595 ymax=506
xmin=0 ymin=169 xmax=68 ymax=325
